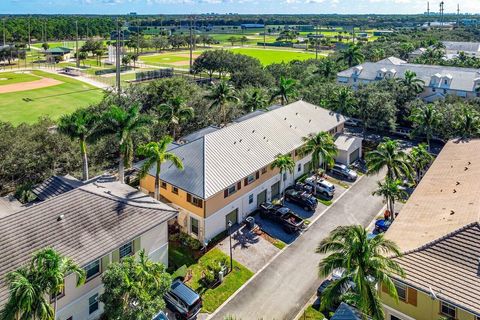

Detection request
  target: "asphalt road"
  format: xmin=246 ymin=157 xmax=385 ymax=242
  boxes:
xmin=210 ymin=172 xmax=385 ymax=320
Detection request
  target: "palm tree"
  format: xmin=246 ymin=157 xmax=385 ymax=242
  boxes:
xmin=157 ymin=96 xmax=194 ymax=140
xmin=270 ymin=154 xmax=295 ymax=204
xmin=370 ymin=48 xmax=385 ymax=62
xmin=337 ymin=43 xmax=365 ymax=67
xmin=397 ymin=70 xmax=425 ymax=96
xmin=455 ymin=107 xmax=480 ymax=139
xmin=137 ymin=136 xmax=184 ymax=200
xmin=102 ymin=104 xmax=153 ymax=183
xmin=317 ymin=225 xmax=405 ymax=319
xmin=314 ymin=59 xmax=338 ymax=80
xmin=409 ymin=103 xmax=440 ymax=151
xmin=206 ymin=80 xmax=239 ymax=125
xmin=366 ymin=138 xmax=413 ymax=181
xmin=241 ymin=87 xmax=268 ymax=113
xmin=331 ymin=87 xmax=355 ymax=115
xmin=409 ymin=144 xmax=434 ymax=184
xmin=270 ymin=76 xmax=297 ymax=106
xmin=373 ymin=178 xmax=407 ymax=220
xmin=58 ymin=108 xmax=100 ymax=181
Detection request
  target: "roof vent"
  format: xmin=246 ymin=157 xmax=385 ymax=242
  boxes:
xmin=284 ymin=117 xmax=287 ymax=120
xmin=252 ymin=130 xmax=255 ymax=133
xmin=57 ymin=214 xmax=65 ymax=222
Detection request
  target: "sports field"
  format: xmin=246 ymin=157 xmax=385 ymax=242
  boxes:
xmin=229 ymin=48 xmax=320 ymax=65
xmin=140 ymin=51 xmax=203 ymax=69
xmin=0 ymin=70 xmax=104 ymax=125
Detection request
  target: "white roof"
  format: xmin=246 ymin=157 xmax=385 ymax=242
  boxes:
xmin=334 ymin=134 xmax=362 ymax=152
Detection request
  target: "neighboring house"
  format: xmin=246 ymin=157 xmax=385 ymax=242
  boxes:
xmin=137 ymin=101 xmax=362 ymax=243
xmin=381 ymin=140 xmax=480 ymax=320
xmin=45 ymin=46 xmax=72 ymax=63
xmin=337 ymin=57 xmax=480 ymax=102
xmin=331 ymin=302 xmax=370 ymax=320
xmin=0 ymin=179 xmax=177 ymax=320
xmin=410 ymin=41 xmax=480 ymax=60
xmin=421 ymin=21 xmax=455 ymax=30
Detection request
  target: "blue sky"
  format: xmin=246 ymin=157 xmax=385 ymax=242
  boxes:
xmin=1 ymin=0 xmax=479 ymax=15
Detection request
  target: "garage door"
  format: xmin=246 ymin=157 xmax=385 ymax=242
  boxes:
xmin=349 ymin=148 xmax=360 ymax=164
xmin=225 ymin=209 xmax=238 ymax=229
xmin=257 ymin=190 xmax=267 ymax=207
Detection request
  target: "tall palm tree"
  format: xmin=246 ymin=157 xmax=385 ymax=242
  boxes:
xmin=206 ymin=80 xmax=239 ymax=125
xmin=102 ymin=104 xmax=153 ymax=183
xmin=157 ymin=96 xmax=194 ymax=140
xmin=409 ymin=144 xmax=434 ymax=184
xmin=409 ymin=103 xmax=440 ymax=151
xmin=373 ymin=178 xmax=407 ymax=220
xmin=241 ymin=87 xmax=268 ymax=113
xmin=270 ymin=76 xmax=297 ymax=106
xmin=58 ymin=108 xmax=100 ymax=181
xmin=337 ymin=43 xmax=365 ymax=67
xmin=366 ymin=138 xmax=413 ymax=181
xmin=137 ymin=136 xmax=184 ymax=200
xmin=397 ymin=70 xmax=425 ymax=96
xmin=331 ymin=87 xmax=355 ymax=115
xmin=313 ymin=59 xmax=338 ymax=80
xmin=317 ymin=225 xmax=405 ymax=319
xmin=270 ymin=154 xmax=295 ymax=204
xmin=455 ymin=107 xmax=480 ymax=139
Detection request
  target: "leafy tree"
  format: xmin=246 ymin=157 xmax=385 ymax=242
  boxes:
xmin=331 ymin=86 xmax=355 ymax=115
xmin=313 ymin=58 xmax=339 ymax=80
xmin=58 ymin=108 xmax=101 ymax=181
xmin=100 ymin=250 xmax=172 ymax=320
xmin=354 ymin=86 xmax=397 ymax=134
xmin=206 ymin=80 xmax=239 ymax=125
xmin=241 ymin=87 xmax=269 ymax=113
xmin=157 ymin=96 xmax=194 ymax=140
xmin=41 ymin=42 xmax=49 ymax=51
xmin=397 ymin=70 xmax=425 ymax=96
xmin=409 ymin=103 xmax=440 ymax=151
xmin=366 ymin=138 xmax=413 ymax=181
xmin=337 ymin=43 xmax=365 ymax=67
xmin=152 ymin=36 xmax=169 ymax=52
xmin=409 ymin=144 xmax=434 ymax=184
xmin=455 ymin=106 xmax=480 ymax=139
xmin=137 ymin=137 xmax=184 ymax=200
xmin=227 ymin=36 xmax=239 ymax=46
xmin=317 ymin=225 xmax=405 ymax=319
xmin=373 ymin=178 xmax=407 ymax=220
xmin=270 ymin=154 xmax=295 ymax=204
xmin=270 ymin=76 xmax=297 ymax=105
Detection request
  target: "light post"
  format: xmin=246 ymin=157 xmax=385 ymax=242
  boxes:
xmin=228 ymin=221 xmax=233 ymax=273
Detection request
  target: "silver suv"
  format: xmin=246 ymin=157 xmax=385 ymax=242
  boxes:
xmin=305 ymin=176 xmax=335 ymax=197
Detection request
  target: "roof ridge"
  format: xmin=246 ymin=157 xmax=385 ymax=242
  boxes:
xmin=202 ymin=136 xmax=207 ymax=198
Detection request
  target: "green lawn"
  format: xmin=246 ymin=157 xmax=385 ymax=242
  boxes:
xmin=0 ymin=72 xmax=41 ymax=85
xmin=229 ymin=48 xmax=319 ymax=65
xmin=185 ymin=248 xmax=253 ymax=313
xmin=0 ymin=70 xmax=104 ymax=125
xmin=302 ymin=305 xmax=326 ymax=319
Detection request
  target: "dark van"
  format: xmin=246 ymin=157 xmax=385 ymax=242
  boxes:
xmin=164 ymin=279 xmax=202 ymax=320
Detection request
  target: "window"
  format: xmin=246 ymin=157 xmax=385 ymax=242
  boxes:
xmin=50 ymin=285 xmax=65 ymax=302
xmin=444 ymin=79 xmax=448 ymax=85
xmin=66 ymin=317 xmax=73 ymax=320
xmin=283 ymin=173 xmax=287 ymax=181
xmin=224 ymin=184 xmax=237 ymax=198
xmin=88 ymin=294 xmax=99 ymax=315
xmin=432 ymin=88 xmax=436 ymax=93
xmin=190 ymin=217 xmax=199 ymax=236
xmin=187 ymin=194 xmax=203 ymax=208
xmin=248 ymin=194 xmax=254 ymax=204
xmin=172 ymin=186 xmax=179 ymax=195
xmin=261 ymin=167 xmax=268 ymax=174
xmin=393 ymin=281 xmax=407 ymax=302
xmin=119 ymin=242 xmax=133 ymax=259
xmin=84 ymin=260 xmax=101 ymax=281
xmin=440 ymin=301 xmax=456 ymax=318
xmin=390 ymin=316 xmax=402 ymax=320
xmin=161 ymin=181 xmax=167 ymax=189
xmin=297 ymin=163 xmax=302 ymax=172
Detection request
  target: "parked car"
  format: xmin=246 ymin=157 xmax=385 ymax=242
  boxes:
xmin=259 ymin=202 xmax=305 ymax=233
xmin=305 ymin=176 xmax=335 ymax=197
xmin=284 ymin=188 xmax=318 ymax=211
xmin=152 ymin=311 xmax=168 ymax=320
xmin=330 ymin=163 xmax=358 ymax=181
xmin=164 ymin=279 xmax=202 ymax=320
xmin=345 ymin=117 xmax=361 ymax=127
xmin=290 ymin=182 xmax=314 ymax=194
xmin=317 ymin=279 xmax=333 ymax=297
xmin=374 ymin=219 xmax=392 ymax=234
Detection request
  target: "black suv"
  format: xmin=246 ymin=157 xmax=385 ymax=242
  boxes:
xmin=164 ymin=279 xmax=202 ymax=320
xmin=284 ymin=188 xmax=318 ymax=211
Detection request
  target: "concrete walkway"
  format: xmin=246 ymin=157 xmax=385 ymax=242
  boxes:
xmin=210 ymin=172 xmax=385 ymax=320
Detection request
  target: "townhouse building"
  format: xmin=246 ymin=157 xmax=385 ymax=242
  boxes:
xmin=138 ymin=101 xmax=363 ymax=243
xmin=0 ymin=178 xmax=177 ymax=320
xmin=381 ymin=140 xmax=480 ymax=320
xmin=337 ymin=57 xmax=480 ymax=102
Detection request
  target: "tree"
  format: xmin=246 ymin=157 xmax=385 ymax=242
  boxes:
xmin=227 ymin=36 xmax=238 ymax=46
xmin=373 ymin=178 xmax=407 ymax=220
xmin=337 ymin=43 xmax=365 ymax=67
xmin=331 ymin=86 xmax=355 ymax=115
xmin=41 ymin=42 xmax=49 ymax=51
xmin=78 ymin=51 xmax=88 ymax=66
xmin=157 ymin=96 xmax=194 ymax=140
xmin=121 ymin=54 xmax=131 ymax=67
xmin=317 ymin=225 xmax=405 ymax=319
xmin=366 ymin=138 xmax=413 ymax=181
xmin=206 ymin=80 xmax=239 ymax=125
xmin=270 ymin=154 xmax=295 ymax=204
xmin=240 ymin=36 xmax=248 ymax=46
xmin=100 ymin=250 xmax=172 ymax=320
xmin=58 ymin=108 xmax=100 ymax=181
xmin=409 ymin=144 xmax=433 ymax=184
xmin=152 ymin=36 xmax=169 ymax=52
xmin=409 ymin=103 xmax=440 ymax=151
xmin=241 ymin=87 xmax=269 ymax=113
xmin=270 ymin=76 xmax=297 ymax=105
xmin=313 ymin=58 xmax=339 ymax=80
xmin=354 ymin=86 xmax=397 ymax=134
xmin=101 ymin=105 xmax=153 ymax=183
xmin=455 ymin=107 xmax=480 ymax=139
xmin=137 ymin=137 xmax=184 ymax=200
xmin=397 ymin=70 xmax=425 ymax=96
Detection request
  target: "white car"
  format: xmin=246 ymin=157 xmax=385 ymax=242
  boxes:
xmin=305 ymin=176 xmax=335 ymax=197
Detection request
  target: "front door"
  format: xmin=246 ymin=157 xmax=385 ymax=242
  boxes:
xmin=257 ymin=190 xmax=267 ymax=207
xmin=271 ymin=182 xmax=280 ymax=200
xmin=226 ymin=209 xmax=238 ymax=229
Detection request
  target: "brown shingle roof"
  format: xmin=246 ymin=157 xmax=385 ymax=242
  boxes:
xmin=393 ymin=223 xmax=480 ymax=316
xmin=0 ymin=181 xmax=177 ymax=305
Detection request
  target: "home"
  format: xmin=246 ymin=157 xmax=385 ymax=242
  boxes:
xmin=410 ymin=41 xmax=480 ymax=60
xmin=45 ymin=46 xmax=72 ymax=63
xmin=337 ymin=57 xmax=480 ymax=102
xmin=381 ymin=140 xmax=480 ymax=320
xmin=0 ymin=176 xmax=177 ymax=320
xmin=137 ymin=101 xmax=362 ymax=243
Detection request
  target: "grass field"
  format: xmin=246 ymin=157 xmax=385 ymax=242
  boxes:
xmin=140 ymin=51 xmax=203 ymax=69
xmin=229 ymin=48 xmax=319 ymax=65
xmin=0 ymin=70 xmax=104 ymax=125
xmin=0 ymin=72 xmax=41 ymax=85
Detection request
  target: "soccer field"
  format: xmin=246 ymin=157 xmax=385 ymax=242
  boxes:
xmin=228 ymin=48 xmax=320 ymax=65
xmin=0 ymin=70 xmax=104 ymax=125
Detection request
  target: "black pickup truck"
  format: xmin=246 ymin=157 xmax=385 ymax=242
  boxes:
xmin=259 ymin=203 xmax=305 ymax=233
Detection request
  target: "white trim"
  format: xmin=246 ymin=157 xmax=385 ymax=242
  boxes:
xmin=383 ymin=304 xmax=416 ymax=320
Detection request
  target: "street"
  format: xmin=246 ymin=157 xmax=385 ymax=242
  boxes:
xmin=210 ymin=171 xmax=385 ymax=320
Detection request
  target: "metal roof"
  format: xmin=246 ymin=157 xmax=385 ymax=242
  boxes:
xmin=443 ymin=41 xmax=480 ymax=54
xmin=139 ymin=101 xmax=346 ymax=199
xmin=331 ymin=303 xmax=367 ymax=320
xmin=334 ymin=134 xmax=362 ymax=152
xmin=32 ymin=175 xmax=84 ymax=201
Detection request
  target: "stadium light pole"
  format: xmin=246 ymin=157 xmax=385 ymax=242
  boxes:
xmin=3 ymin=18 xmax=6 ymax=46
xmin=189 ymin=15 xmax=195 ymax=73
xmin=75 ymin=20 xmax=80 ymax=68
xmin=116 ymin=18 xmax=121 ymax=94
xmin=28 ymin=17 xmax=31 ymax=50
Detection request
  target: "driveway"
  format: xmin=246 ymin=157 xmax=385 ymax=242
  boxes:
xmin=210 ymin=171 xmax=385 ymax=320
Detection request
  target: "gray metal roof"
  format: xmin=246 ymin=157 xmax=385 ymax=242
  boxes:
xmin=443 ymin=41 xmax=480 ymax=54
xmin=139 ymin=101 xmax=346 ymax=199
xmin=0 ymin=181 xmax=177 ymax=305
xmin=32 ymin=175 xmax=84 ymax=201
xmin=393 ymin=222 xmax=480 ymax=316
xmin=337 ymin=57 xmax=480 ymax=92
xmin=179 ymin=125 xmax=220 ymax=144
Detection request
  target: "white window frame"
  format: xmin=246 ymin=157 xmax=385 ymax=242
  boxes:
xmin=190 ymin=216 xmax=199 ymax=236
xmin=227 ymin=184 xmax=237 ymax=196
xmin=88 ymin=293 xmax=99 ymax=315
xmin=84 ymin=259 xmax=101 ymax=281
xmin=248 ymin=194 xmax=254 ymax=204
xmin=440 ymin=301 xmax=456 ymax=319
xmin=247 ymin=174 xmax=256 ymax=184
xmin=119 ymin=242 xmax=133 ymax=259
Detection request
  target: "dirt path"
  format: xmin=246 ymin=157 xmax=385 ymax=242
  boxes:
xmin=0 ymin=77 xmax=63 ymax=94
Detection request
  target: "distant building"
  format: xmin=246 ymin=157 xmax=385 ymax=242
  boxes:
xmin=45 ymin=47 xmax=72 ymax=63
xmin=298 ymin=25 xmax=315 ymax=32
xmin=410 ymin=41 xmax=480 ymax=60
xmin=240 ymin=24 xmax=264 ymax=29
xmin=337 ymin=57 xmax=480 ymax=102
xmin=373 ymin=30 xmax=394 ymax=36
xmin=461 ymin=18 xmax=478 ymax=27
xmin=421 ymin=21 xmax=455 ymax=30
